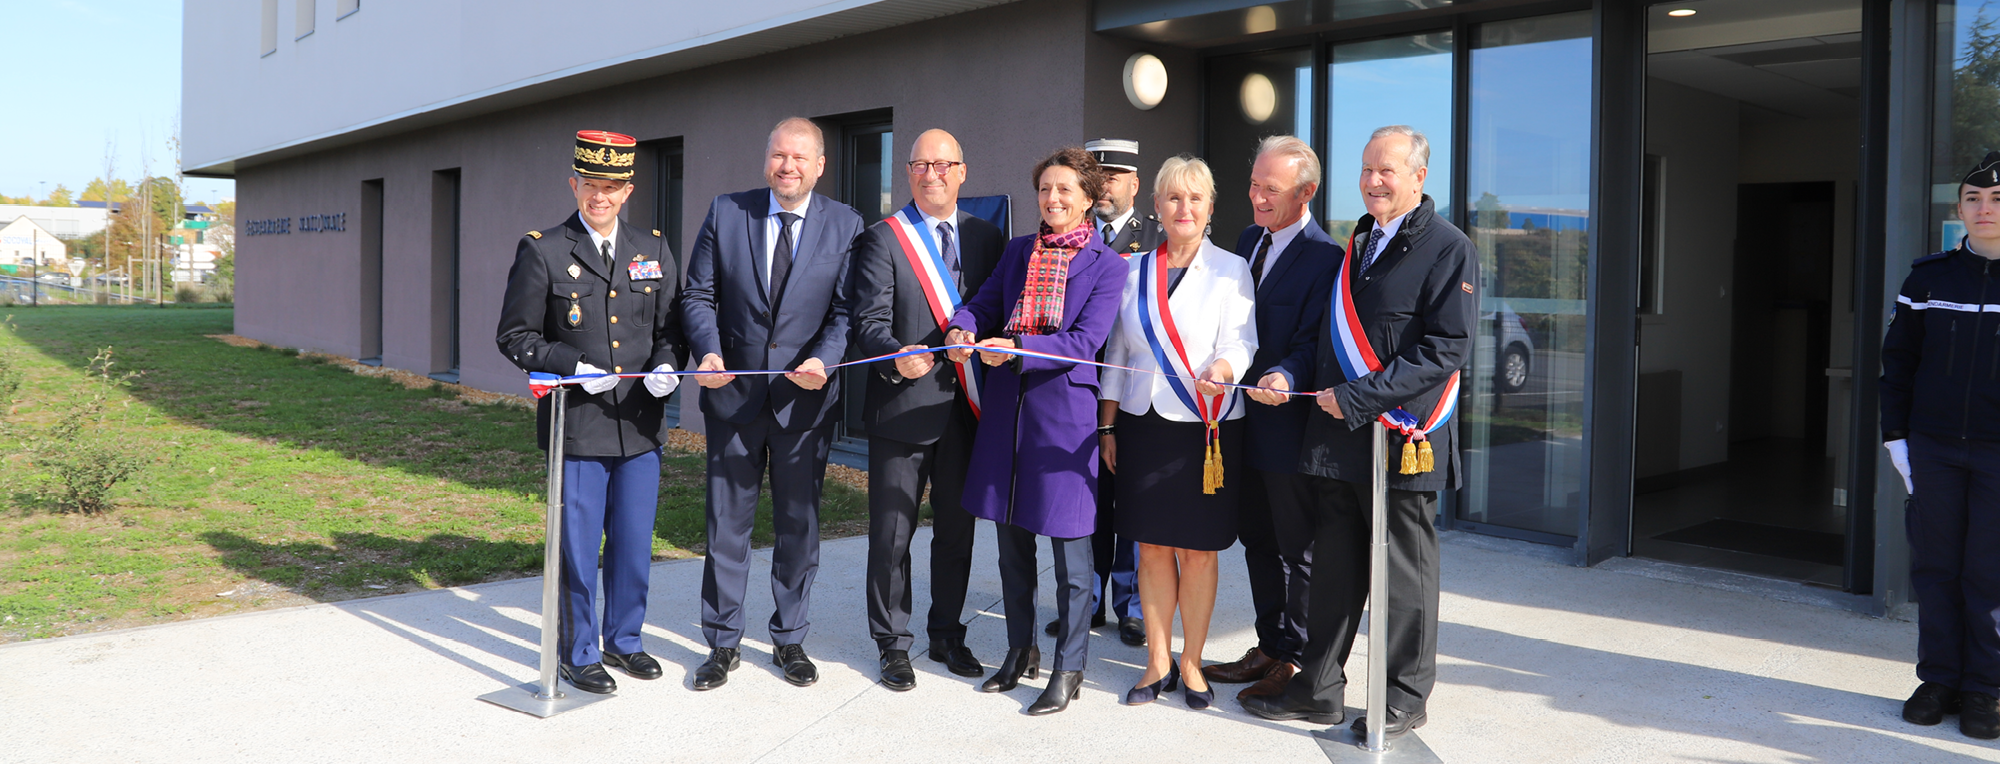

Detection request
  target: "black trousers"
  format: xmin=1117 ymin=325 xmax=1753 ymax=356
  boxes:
xmin=699 ymin=410 xmax=832 ymax=650
xmin=1241 ymin=467 xmax=1313 ymax=665
xmin=997 ymin=523 xmax=1094 ymax=671
xmin=1908 ymin=431 xmax=2000 ymax=696
xmin=1282 ymin=476 xmax=1439 ymax=714
xmin=865 ymin=405 xmax=978 ymax=652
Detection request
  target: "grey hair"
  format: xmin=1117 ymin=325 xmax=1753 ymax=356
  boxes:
xmin=769 ymin=116 xmax=826 ymax=158
xmin=1367 ymin=125 xmax=1430 ymax=172
xmin=1253 ymin=135 xmax=1321 ymax=190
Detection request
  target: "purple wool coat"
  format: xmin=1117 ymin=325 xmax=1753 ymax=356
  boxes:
xmin=947 ymin=233 xmax=1127 ymax=539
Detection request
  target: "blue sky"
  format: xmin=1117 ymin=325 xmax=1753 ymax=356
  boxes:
xmin=0 ymin=1 xmax=233 ymax=205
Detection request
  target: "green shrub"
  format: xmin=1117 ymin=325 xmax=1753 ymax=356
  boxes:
xmin=24 ymin=348 xmax=151 ymax=514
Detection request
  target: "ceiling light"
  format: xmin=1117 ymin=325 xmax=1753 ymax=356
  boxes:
xmin=1124 ymin=53 xmax=1168 ymax=110
xmin=1240 ymin=73 xmax=1277 ymax=124
xmin=1667 ymin=8 xmax=1697 ymax=17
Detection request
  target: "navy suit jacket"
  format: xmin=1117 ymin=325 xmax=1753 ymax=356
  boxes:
xmin=681 ymin=189 xmax=865 ymax=431
xmin=1233 ymin=217 xmax=1343 ymax=474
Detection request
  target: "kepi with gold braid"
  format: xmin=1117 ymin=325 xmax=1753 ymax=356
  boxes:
xmin=574 ymin=130 xmax=638 ymax=180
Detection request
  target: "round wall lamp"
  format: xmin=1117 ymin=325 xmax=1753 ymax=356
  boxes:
xmin=1124 ymin=52 xmax=1168 ymax=110
xmin=1667 ymin=8 xmax=1697 ymax=16
xmin=1240 ymin=72 xmax=1277 ymax=124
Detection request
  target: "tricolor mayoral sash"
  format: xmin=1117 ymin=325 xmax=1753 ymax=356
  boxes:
xmin=1330 ymin=233 xmax=1460 ymax=475
xmin=1136 ymin=247 xmax=1238 ymax=493
xmin=883 ymin=204 xmax=984 ymax=418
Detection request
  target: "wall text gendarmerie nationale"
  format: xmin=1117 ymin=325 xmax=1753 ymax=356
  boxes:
xmin=244 ymin=212 xmax=346 ymax=236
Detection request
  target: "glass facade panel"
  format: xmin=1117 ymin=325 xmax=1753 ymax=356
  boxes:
xmin=1326 ymin=31 xmax=1456 ymax=244
xmin=1456 ymin=11 xmax=1593 ymax=538
xmin=1935 ymin=1 xmax=2000 ymax=250
xmin=841 ymin=126 xmax=894 ymax=439
xmin=1205 ymin=48 xmax=1317 ymax=240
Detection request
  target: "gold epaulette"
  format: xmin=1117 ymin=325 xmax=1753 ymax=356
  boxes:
xmin=526 ymin=230 xmax=542 ymax=239
xmin=652 ymin=229 xmax=662 ymax=237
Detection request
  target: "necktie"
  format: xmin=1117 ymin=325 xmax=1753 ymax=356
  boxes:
xmin=938 ymin=221 xmax=960 ymax=287
xmin=600 ymin=240 xmax=614 ymax=271
xmin=1248 ymin=232 xmax=1274 ymax=289
xmin=1102 ymin=222 xmax=1116 ymax=245
xmin=771 ymin=211 xmax=800 ymax=305
xmin=1361 ymin=226 xmax=1389 ymax=274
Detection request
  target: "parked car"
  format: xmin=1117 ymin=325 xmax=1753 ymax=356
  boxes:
xmin=1479 ymin=303 xmax=1535 ymax=394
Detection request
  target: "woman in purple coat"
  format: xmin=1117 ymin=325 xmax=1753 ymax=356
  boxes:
xmin=944 ymin=147 xmax=1127 ymax=715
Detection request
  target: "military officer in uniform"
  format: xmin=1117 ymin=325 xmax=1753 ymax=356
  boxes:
xmin=496 ymin=129 xmax=685 ymax=695
xmin=1039 ymin=138 xmax=1163 ymax=646
xmin=1882 ymin=151 xmax=2000 ymax=741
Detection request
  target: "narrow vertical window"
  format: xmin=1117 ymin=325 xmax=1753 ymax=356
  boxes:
xmin=261 ymin=0 xmax=278 ymax=56
xmin=295 ymin=0 xmax=315 ymax=40
xmin=337 ymin=0 xmax=359 ymax=21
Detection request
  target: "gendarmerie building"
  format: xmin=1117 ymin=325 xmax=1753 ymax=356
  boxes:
xmin=186 ymin=0 xmax=1999 ymax=616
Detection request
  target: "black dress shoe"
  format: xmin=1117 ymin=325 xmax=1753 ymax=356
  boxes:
xmin=1904 ymin=682 xmax=1960 ymax=725
xmin=559 ymin=662 xmax=616 ymax=694
xmin=1118 ymin=617 xmax=1145 ymax=646
xmin=980 ymin=646 xmax=1040 ymax=693
xmin=879 ymin=649 xmax=916 ymax=691
xmin=927 ymin=637 xmax=984 ymax=678
xmin=1352 ymin=707 xmax=1428 ymax=739
xmin=1044 ymin=612 xmax=1109 ymax=636
xmin=774 ymin=644 xmax=819 ymax=687
xmin=691 ymin=647 xmax=739 ymax=691
xmin=602 ymin=650 xmax=663 ymax=680
xmin=1963 ymin=691 xmax=2000 ymax=740
xmin=1240 ymin=693 xmax=1343 ymax=725
xmin=1027 ymin=670 xmax=1084 ymax=715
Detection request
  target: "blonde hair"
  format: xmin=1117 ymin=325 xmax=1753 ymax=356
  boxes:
xmin=768 ymin=117 xmax=825 ymax=158
xmin=1253 ymin=135 xmax=1321 ymax=189
xmin=1154 ymin=154 xmax=1216 ymax=202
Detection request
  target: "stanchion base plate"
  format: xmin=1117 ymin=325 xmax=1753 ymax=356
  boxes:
xmin=1311 ymin=725 xmax=1444 ymax=763
xmin=478 ymin=681 xmax=615 ymax=718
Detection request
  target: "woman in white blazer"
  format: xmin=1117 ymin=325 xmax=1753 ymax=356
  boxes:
xmin=1098 ymin=155 xmax=1258 ymax=710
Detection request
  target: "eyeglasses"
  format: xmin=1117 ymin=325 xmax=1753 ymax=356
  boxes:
xmin=907 ymin=160 xmax=963 ymax=175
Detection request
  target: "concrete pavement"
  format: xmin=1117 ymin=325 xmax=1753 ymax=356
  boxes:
xmin=2 ymin=527 xmax=1993 ymax=764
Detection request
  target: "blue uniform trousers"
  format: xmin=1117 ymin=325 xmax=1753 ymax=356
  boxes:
xmin=700 ymin=411 xmax=831 ymax=649
xmin=1090 ymin=467 xmax=1142 ymax=620
xmin=1908 ymin=431 xmax=2000 ymax=696
xmin=559 ymin=450 xmax=661 ymax=667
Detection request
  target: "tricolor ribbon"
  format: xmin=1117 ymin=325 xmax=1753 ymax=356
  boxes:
xmin=1331 ymin=228 xmax=1460 ymax=475
xmin=883 ymin=204 xmax=985 ymax=418
xmin=1135 ymin=246 xmax=1237 ymax=494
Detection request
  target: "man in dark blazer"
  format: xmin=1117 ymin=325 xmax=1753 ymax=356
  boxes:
xmin=496 ymin=130 xmax=685 ymax=695
xmin=681 ymin=117 xmax=865 ymax=691
xmin=849 ymin=129 xmax=1004 ymax=690
xmin=1245 ymin=126 xmax=1477 ymax=741
xmin=1211 ymin=135 xmax=1341 ymax=702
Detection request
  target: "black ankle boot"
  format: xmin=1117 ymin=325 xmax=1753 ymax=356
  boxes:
xmin=1028 ymin=670 xmax=1084 ymax=715
xmin=980 ymin=646 xmax=1040 ymax=693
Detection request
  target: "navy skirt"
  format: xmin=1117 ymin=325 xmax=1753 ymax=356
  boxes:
xmin=1114 ymin=409 xmax=1243 ymax=552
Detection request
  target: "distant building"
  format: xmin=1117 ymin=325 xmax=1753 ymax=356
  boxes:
xmin=0 ymin=217 xmax=69 ymax=270
xmin=0 ymin=205 xmax=109 ymax=239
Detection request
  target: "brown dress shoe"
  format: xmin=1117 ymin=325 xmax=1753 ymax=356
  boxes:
xmin=1237 ymin=662 xmax=1295 ymax=700
xmin=1203 ymin=647 xmax=1277 ymax=684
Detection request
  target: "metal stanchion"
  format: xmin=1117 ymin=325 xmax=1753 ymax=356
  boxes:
xmin=1312 ymin=421 xmax=1441 ymax=762
xmin=480 ymin=386 xmax=613 ymax=717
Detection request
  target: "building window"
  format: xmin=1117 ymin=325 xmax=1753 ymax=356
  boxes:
xmin=1203 ymin=47 xmax=1315 ymax=240
xmin=337 ymin=0 xmax=359 ymax=21
xmin=432 ymin=169 xmax=462 ymax=381
xmin=826 ymin=112 xmax=893 ymax=441
xmin=261 ymin=0 xmax=278 ymax=56
xmin=295 ymin=0 xmax=315 ymax=40
xmin=1936 ymin=0 xmax=2000 ymax=250
xmin=1640 ymin=154 xmax=1665 ymax=315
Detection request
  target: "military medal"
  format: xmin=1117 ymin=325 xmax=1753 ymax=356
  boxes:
xmin=628 ymin=256 xmax=663 ymax=281
xmin=567 ymin=263 xmax=582 ymax=279
xmin=567 ymin=301 xmax=582 ymax=327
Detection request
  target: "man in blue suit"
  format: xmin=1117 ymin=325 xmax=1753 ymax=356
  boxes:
xmin=1206 ymin=135 xmax=1341 ymax=702
xmin=681 ymin=117 xmax=865 ymax=691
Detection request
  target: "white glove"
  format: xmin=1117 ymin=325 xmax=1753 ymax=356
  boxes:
xmin=574 ymin=362 xmax=620 ymax=395
xmin=644 ymin=363 xmax=680 ymax=398
xmin=1885 ymin=439 xmax=1913 ymax=494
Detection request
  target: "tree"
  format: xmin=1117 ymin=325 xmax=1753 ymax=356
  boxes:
xmin=141 ymin=176 xmax=182 ymax=225
xmin=80 ymin=178 xmax=133 ymax=203
xmin=45 ymin=184 xmax=74 ymax=207
xmin=209 ymin=200 xmax=235 ymax=293
xmin=1954 ymin=13 xmax=2000 ymax=173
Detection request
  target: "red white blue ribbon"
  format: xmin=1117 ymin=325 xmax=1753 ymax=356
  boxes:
xmin=1330 ymin=230 xmax=1459 ymax=441
xmin=883 ymin=204 xmax=984 ymax=418
xmin=1134 ymin=246 xmax=1234 ymax=424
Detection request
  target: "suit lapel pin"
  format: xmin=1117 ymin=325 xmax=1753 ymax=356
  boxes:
xmin=567 ymin=263 xmax=582 ymax=279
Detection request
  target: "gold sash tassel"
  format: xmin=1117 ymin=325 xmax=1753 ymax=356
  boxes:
xmin=1399 ymin=440 xmax=1419 ymax=475
xmin=1417 ymin=440 xmax=1435 ymax=473
xmin=1202 ymin=423 xmax=1223 ymax=495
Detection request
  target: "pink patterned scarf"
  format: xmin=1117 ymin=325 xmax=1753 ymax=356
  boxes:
xmin=1004 ymin=223 xmax=1094 ymax=336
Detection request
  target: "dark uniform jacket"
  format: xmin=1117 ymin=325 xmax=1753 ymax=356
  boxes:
xmin=1881 ymin=242 xmax=2000 ymax=443
xmin=1100 ymin=211 xmax=1166 ymax=257
xmin=680 ymin=189 xmax=864 ymax=431
xmin=1275 ymin=196 xmax=1478 ymax=492
xmin=496 ymin=212 xmax=685 ymax=457
xmin=1232 ymin=218 xmax=1344 ymax=474
xmin=849 ymin=209 xmax=1004 ymax=446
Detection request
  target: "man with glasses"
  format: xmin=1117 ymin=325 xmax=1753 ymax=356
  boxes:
xmin=850 ymin=129 xmax=1005 ymax=690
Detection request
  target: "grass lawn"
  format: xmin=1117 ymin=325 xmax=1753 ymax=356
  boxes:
xmin=0 ymin=306 xmax=868 ymax=642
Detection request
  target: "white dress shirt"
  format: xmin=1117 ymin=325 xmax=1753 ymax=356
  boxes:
xmin=582 ymin=213 xmax=618 ymax=261
xmin=1365 ymin=207 xmax=1412 ymax=264
xmin=1254 ymin=211 xmax=1313 ymax=284
xmin=1101 ymin=239 xmax=1260 ymax=421
xmin=765 ymin=190 xmax=810 ymax=285
xmin=1097 ymin=207 xmax=1137 ymax=245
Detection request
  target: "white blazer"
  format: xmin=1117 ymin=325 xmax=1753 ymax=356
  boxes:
xmin=1101 ymin=239 xmax=1259 ymax=422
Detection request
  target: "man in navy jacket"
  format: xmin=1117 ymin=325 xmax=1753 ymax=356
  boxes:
xmin=681 ymin=117 xmax=865 ymax=691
